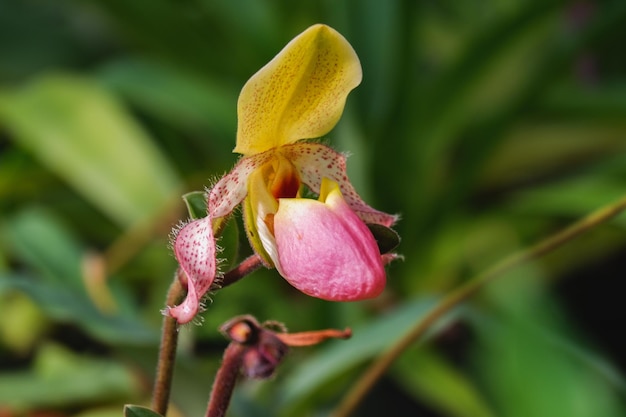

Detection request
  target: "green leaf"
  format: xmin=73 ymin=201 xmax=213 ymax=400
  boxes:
xmin=0 ymin=343 xmax=140 ymax=411
xmin=472 ymin=284 xmax=626 ymax=417
xmin=218 ymin=216 xmax=240 ymax=270
xmin=479 ymin=121 xmax=626 ymax=189
xmin=0 ymin=274 xmax=157 ymax=345
xmin=0 ymin=74 xmax=181 ymax=227
xmin=4 ymin=207 xmax=84 ymax=289
xmin=509 ymin=176 xmax=626 ymax=224
xmin=344 ymin=0 xmax=403 ymax=129
xmin=392 ymin=348 xmax=495 ymax=417
xmin=367 ymin=223 xmax=400 ymax=254
xmin=540 ymin=83 xmax=626 ymax=118
xmin=124 ymin=405 xmax=164 ymax=417
xmin=99 ymin=59 xmax=237 ymax=136
xmin=278 ymin=297 xmax=462 ymax=409
xmin=183 ymin=190 xmax=208 ymax=220
xmin=1 ymin=208 xmax=157 ymax=345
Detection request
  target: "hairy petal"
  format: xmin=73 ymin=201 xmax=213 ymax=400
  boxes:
xmin=273 ymin=179 xmax=385 ymax=301
xmin=167 ymin=217 xmax=215 ymax=324
xmin=235 ymin=24 xmax=362 ymax=155
xmin=283 ymin=143 xmax=398 ymax=227
xmin=208 ymin=151 xmax=274 ymax=218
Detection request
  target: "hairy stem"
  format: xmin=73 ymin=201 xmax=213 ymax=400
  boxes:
xmin=150 ymin=255 xmax=263 ymax=414
xmin=220 ymin=254 xmax=263 ymax=288
xmin=332 ymin=194 xmax=626 ymax=417
xmin=151 ymin=271 xmax=185 ymax=415
xmin=206 ymin=343 xmax=246 ymax=417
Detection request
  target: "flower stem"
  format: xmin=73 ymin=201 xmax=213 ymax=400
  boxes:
xmin=205 ymin=343 xmax=246 ymax=417
xmin=220 ymin=254 xmax=263 ymax=288
xmin=332 ymin=194 xmax=626 ymax=417
xmin=150 ymin=256 xmax=263 ymax=414
xmin=151 ymin=271 xmax=185 ymax=415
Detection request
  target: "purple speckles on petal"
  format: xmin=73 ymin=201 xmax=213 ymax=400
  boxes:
xmin=208 ymin=151 xmax=274 ymax=218
xmin=283 ymin=143 xmax=398 ymax=227
xmin=168 ymin=217 xmax=216 ymax=324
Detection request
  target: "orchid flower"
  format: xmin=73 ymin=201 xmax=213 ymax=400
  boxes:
xmin=167 ymin=24 xmax=398 ymax=324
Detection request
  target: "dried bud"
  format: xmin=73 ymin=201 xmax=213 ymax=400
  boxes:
xmin=218 ymin=315 xmax=351 ymax=379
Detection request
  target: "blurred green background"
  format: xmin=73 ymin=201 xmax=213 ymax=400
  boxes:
xmin=1 ymin=1 xmax=626 ymax=416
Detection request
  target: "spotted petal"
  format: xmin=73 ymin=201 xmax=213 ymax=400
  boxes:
xmin=167 ymin=217 xmax=215 ymax=324
xmin=234 ymin=24 xmax=362 ymax=155
xmin=282 ymin=143 xmax=398 ymax=227
xmin=208 ymin=151 xmax=274 ymax=218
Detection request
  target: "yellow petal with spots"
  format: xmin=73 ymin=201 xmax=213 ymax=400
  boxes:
xmin=234 ymin=24 xmax=362 ymax=155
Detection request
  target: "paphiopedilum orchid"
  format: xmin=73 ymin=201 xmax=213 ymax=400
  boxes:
xmin=167 ymin=24 xmax=398 ymax=324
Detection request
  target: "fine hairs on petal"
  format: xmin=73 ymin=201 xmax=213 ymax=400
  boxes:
xmin=210 ymin=233 xmax=228 ymax=287
xmin=196 ymin=294 xmax=211 ymax=317
xmin=191 ymin=313 xmax=205 ymax=327
xmin=160 ymin=289 xmax=213 ymax=328
xmin=198 ymin=239 xmax=224 ymax=315
xmin=201 ymin=172 xmax=228 ymax=216
xmin=204 ymin=173 xmax=224 ymax=201
xmin=167 ymin=219 xmax=189 ymax=253
xmin=210 ymin=266 xmax=226 ymax=291
xmin=169 ymin=216 xmax=218 ymax=324
xmin=167 ymin=217 xmax=222 ymax=276
xmin=160 ymin=306 xmax=206 ymax=329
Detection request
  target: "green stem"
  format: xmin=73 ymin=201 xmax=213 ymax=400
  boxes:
xmin=332 ymin=194 xmax=626 ymax=417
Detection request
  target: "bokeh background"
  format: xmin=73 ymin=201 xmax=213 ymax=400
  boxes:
xmin=1 ymin=1 xmax=625 ymax=416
